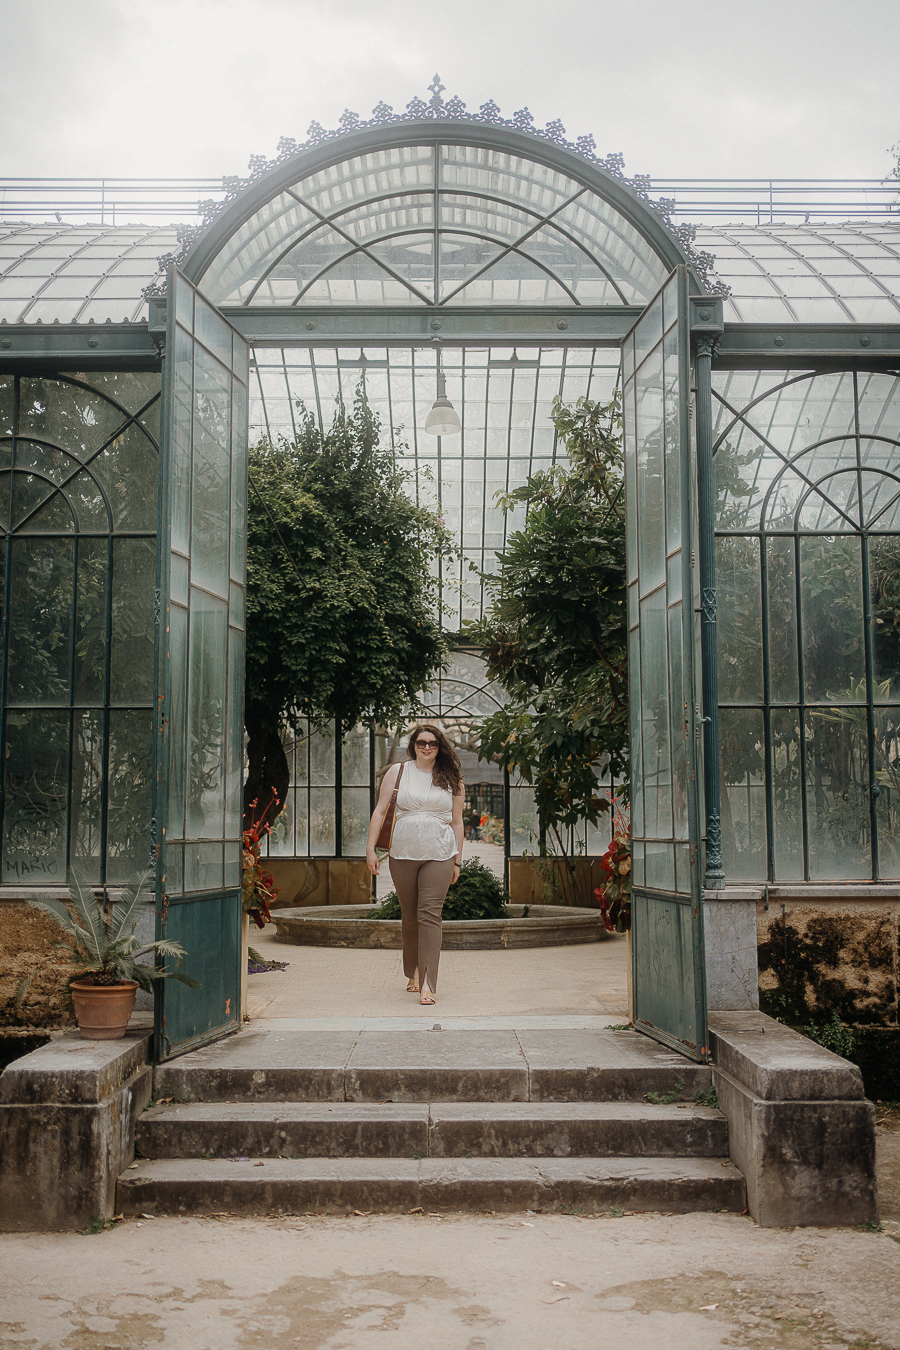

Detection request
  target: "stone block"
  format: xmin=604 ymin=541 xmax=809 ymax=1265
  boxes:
xmin=703 ymin=893 xmax=759 ymax=1011
xmin=709 ymin=1010 xmax=877 ymax=1227
xmin=0 ymin=1030 xmax=152 ymax=1231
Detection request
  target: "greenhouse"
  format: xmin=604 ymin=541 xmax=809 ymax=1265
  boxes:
xmin=1 ymin=85 xmax=899 ymax=1062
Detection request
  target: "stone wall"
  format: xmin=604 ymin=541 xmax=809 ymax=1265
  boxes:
xmin=0 ymin=898 xmax=75 ymax=1031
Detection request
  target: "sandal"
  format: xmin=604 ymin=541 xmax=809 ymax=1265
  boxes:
xmin=406 ymin=977 xmax=419 ymax=993
xmin=419 ymin=991 xmax=436 ymax=1005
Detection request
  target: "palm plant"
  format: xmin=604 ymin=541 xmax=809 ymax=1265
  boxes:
xmin=18 ymin=868 xmax=200 ymax=1000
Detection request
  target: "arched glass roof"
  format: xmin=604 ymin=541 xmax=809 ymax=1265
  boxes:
xmin=697 ymin=224 xmax=900 ymax=324
xmin=195 ymin=142 xmax=671 ymax=309
xmin=2 ymin=221 xmax=899 ymax=326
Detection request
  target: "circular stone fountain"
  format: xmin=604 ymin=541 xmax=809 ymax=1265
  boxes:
xmin=271 ymin=903 xmax=610 ymax=951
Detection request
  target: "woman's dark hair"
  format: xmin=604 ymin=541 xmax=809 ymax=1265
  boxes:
xmin=406 ymin=724 xmax=463 ymax=796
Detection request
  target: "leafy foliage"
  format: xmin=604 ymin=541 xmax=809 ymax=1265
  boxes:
xmin=594 ymin=796 xmax=632 ymax=932
xmin=244 ymin=388 xmax=454 ymax=826
xmin=18 ymin=870 xmax=200 ymax=997
xmin=372 ymin=857 xmax=508 ymax=922
xmin=466 ymin=392 xmax=628 ymax=901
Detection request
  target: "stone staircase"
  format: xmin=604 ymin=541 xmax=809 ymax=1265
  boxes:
xmin=118 ymin=1023 xmax=747 ymax=1216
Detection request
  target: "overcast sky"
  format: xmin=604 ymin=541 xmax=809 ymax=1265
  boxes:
xmin=3 ymin=0 xmax=899 ymax=184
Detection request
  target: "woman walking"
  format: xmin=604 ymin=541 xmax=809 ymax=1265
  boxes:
xmin=366 ymin=725 xmax=464 ymax=1005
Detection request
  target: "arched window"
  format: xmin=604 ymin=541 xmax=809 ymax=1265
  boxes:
xmin=189 ymin=132 xmax=679 ymax=311
xmin=0 ymin=372 xmax=160 ymax=885
xmin=713 ymin=369 xmax=900 ymax=881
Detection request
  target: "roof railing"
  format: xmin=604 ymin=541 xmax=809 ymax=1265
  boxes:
xmin=0 ymin=176 xmax=897 ymax=227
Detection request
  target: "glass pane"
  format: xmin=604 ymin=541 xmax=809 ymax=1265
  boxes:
xmin=268 ymin=791 xmax=296 ymax=857
xmin=800 ymin=535 xmax=864 ymax=703
xmin=668 ymin=602 xmax=688 ymax=845
xmin=106 ymin=709 xmax=153 ymax=884
xmin=184 ymin=840 xmax=224 ymax=892
xmin=636 ymin=347 xmax=665 ymax=595
xmin=869 ymin=536 xmax=900 ymax=697
xmin=766 ymin=537 xmax=799 ymax=703
xmin=309 ymin=723 xmax=336 ymax=786
xmin=70 ymin=710 xmax=103 ymax=883
xmin=92 ymin=422 xmax=158 ymax=531
xmin=18 ymin=377 xmax=127 ymax=459
xmin=230 ymin=379 xmax=248 ymax=583
xmin=295 ymin=791 xmax=309 ymax=856
xmin=171 ymin=322 xmax=193 ymax=555
xmin=186 ymin=590 xmax=227 ymax=839
xmin=171 ymin=553 xmax=189 ymax=606
xmin=73 ymin=538 xmax=108 ymax=706
xmin=770 ymin=708 xmax=804 ymax=881
xmin=508 ymin=785 xmax=537 ymax=856
xmin=190 ymin=347 xmax=231 ymax=599
xmin=7 ymin=538 xmax=73 ymax=705
xmin=342 ymin=788 xmax=370 ymax=856
xmin=627 ymin=624 xmax=644 ymax=840
xmin=716 ymin=536 xmax=762 ymax=703
xmin=310 ymin=787 xmax=335 ymax=856
xmin=645 ymin=841 xmax=674 ymax=891
xmin=110 ymin=538 xmax=155 ymax=705
xmin=873 ymin=707 xmax=900 ymax=878
xmin=194 ymin=293 xmax=233 ymax=370
xmin=167 ymin=603 xmax=188 ymax=843
xmin=3 ymin=708 xmax=69 ymax=884
xmin=623 ymin=382 xmax=638 ymax=583
xmin=224 ymin=628 xmax=244 ymax=841
xmin=719 ymin=708 xmax=766 ymax=880
xmin=639 ymin=589 xmax=672 ymax=839
xmin=805 ymin=707 xmax=870 ymax=879
xmin=341 ymin=726 xmax=369 ymax=786
xmin=663 ymin=325 xmax=682 ymax=553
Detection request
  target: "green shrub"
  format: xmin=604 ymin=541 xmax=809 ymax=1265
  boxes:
xmin=372 ymin=857 xmax=508 ymax=922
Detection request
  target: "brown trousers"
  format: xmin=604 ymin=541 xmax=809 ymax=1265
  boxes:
xmin=388 ymin=857 xmax=456 ymax=992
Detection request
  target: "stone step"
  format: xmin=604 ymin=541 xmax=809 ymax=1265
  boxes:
xmin=153 ymin=1027 xmax=710 ymax=1103
xmin=136 ymin=1100 xmax=728 ymax=1160
xmin=118 ymin=1155 xmax=746 ymax=1217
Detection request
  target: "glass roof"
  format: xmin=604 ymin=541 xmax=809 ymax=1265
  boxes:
xmin=696 ymin=224 xmax=900 ymax=324
xmin=197 ymin=143 xmax=670 ymax=309
xmin=1 ymin=220 xmax=899 ymax=325
xmin=0 ymin=224 xmax=176 ymax=324
xmin=250 ymin=343 xmax=621 ymax=626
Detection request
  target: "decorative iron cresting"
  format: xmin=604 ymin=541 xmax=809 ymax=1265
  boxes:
xmin=145 ymin=78 xmax=718 ymax=296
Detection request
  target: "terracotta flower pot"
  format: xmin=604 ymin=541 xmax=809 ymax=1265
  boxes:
xmin=70 ymin=980 xmax=139 ymax=1041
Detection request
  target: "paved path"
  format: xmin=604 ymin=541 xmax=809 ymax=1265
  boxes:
xmin=246 ymin=927 xmax=628 ymax=1022
xmin=2 ymin=1211 xmax=898 ymax=1349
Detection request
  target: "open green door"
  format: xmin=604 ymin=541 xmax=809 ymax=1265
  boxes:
xmin=622 ymin=266 xmax=708 ymax=1061
xmin=153 ymin=268 xmax=248 ymax=1061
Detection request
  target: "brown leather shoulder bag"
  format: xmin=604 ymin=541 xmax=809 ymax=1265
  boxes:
xmin=375 ymin=762 xmax=404 ymax=852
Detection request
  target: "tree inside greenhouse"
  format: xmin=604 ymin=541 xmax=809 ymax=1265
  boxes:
xmin=470 ymin=392 xmax=628 ymax=900
xmin=244 ymin=390 xmax=454 ymax=828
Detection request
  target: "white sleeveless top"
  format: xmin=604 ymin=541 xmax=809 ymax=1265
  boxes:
xmin=388 ymin=763 xmax=457 ymax=861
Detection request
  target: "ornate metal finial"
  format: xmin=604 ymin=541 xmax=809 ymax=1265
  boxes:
xmin=428 ymin=74 xmax=446 ymax=110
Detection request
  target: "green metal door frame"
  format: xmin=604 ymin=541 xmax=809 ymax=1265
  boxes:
xmin=153 ymin=269 xmax=249 ymax=1062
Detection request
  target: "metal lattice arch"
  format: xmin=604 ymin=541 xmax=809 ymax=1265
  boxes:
xmin=180 ymin=121 xmax=693 ymax=311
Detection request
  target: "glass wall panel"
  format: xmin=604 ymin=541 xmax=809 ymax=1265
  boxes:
xmin=805 ymin=708 xmax=870 ymax=879
xmin=2 ymin=707 xmax=69 ymax=884
xmin=7 ymin=538 xmax=74 ymax=705
xmin=636 ymin=349 xmax=665 ymax=596
xmin=719 ymin=708 xmax=766 ymax=880
xmin=167 ymin=604 xmax=188 ymax=845
xmin=310 ymin=787 xmax=336 ymax=856
xmin=74 ymin=538 xmax=108 ymax=706
xmin=70 ymin=710 xmax=104 ymax=882
xmin=873 ymin=707 xmax=900 ymax=878
xmin=800 ymin=535 xmax=863 ymax=704
xmin=106 ymin=709 xmax=153 ymax=883
xmin=639 ymin=588 xmax=671 ymax=840
xmin=186 ymin=591 xmax=227 ymax=838
xmin=766 ymin=537 xmax=799 ymax=703
xmin=716 ymin=536 xmax=762 ymax=703
xmin=110 ymin=538 xmax=156 ymax=705
xmin=342 ymin=788 xmax=370 ymax=856
xmin=190 ymin=347 xmax=231 ymax=600
xmin=713 ymin=368 xmax=900 ymax=880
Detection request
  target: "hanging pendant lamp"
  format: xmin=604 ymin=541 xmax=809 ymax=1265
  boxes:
xmin=424 ymin=347 xmax=461 ymax=437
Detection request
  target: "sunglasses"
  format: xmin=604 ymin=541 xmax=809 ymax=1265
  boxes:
xmin=415 ymin=738 xmax=439 ymax=748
